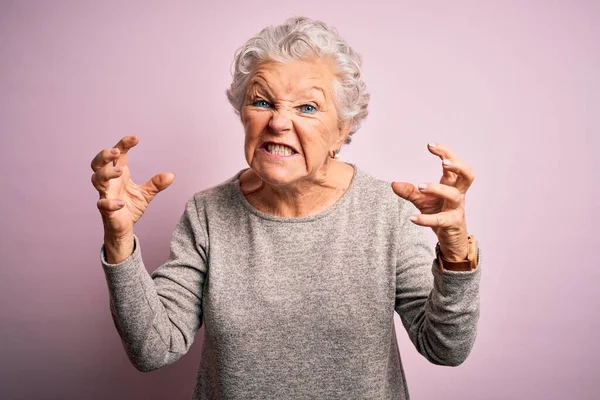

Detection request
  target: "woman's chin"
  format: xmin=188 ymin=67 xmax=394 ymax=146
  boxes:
xmin=251 ymin=163 xmax=303 ymax=187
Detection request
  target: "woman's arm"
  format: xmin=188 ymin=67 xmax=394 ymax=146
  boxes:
xmin=394 ymin=199 xmax=481 ymax=366
xmin=101 ymin=197 xmax=208 ymax=372
xmin=392 ymin=143 xmax=481 ymax=366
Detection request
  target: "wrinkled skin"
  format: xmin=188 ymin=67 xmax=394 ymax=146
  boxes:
xmin=392 ymin=143 xmax=475 ymax=261
xmin=90 ymin=135 xmax=174 ymax=262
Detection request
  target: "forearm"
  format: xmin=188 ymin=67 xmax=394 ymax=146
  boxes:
xmin=102 ymin=237 xmax=191 ymax=372
xmin=395 ymin=197 xmax=482 ymax=366
xmin=407 ymin=263 xmax=481 ymax=366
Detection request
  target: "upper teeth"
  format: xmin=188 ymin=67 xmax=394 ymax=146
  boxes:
xmin=266 ymin=144 xmax=294 ymax=156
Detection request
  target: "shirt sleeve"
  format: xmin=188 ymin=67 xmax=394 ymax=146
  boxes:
xmin=394 ymin=199 xmax=481 ymax=366
xmin=101 ymin=197 xmax=208 ymax=372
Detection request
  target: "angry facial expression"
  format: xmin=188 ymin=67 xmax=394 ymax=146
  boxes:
xmin=241 ymin=59 xmax=349 ymax=188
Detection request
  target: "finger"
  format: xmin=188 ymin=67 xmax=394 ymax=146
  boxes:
xmin=440 ymin=158 xmax=475 ymax=193
xmin=427 ymin=142 xmax=458 ymax=161
xmin=90 ymin=147 xmax=121 ymax=172
xmin=416 ymin=182 xmax=462 ymax=207
xmin=428 ymin=143 xmax=475 ymax=191
xmin=91 ymin=164 xmax=124 ymax=193
xmin=391 ymin=181 xmax=423 ymax=203
xmin=428 ymin=142 xmax=458 ymax=185
xmin=409 ymin=209 xmax=464 ymax=229
xmin=112 ymin=135 xmax=140 ymax=168
xmin=140 ymin=173 xmax=176 ymax=202
xmin=97 ymin=198 xmax=125 ymax=214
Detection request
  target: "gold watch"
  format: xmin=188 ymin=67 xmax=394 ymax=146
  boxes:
xmin=436 ymin=235 xmax=479 ymax=272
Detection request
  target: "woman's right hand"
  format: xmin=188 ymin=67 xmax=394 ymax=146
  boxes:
xmin=91 ymin=136 xmax=175 ymax=262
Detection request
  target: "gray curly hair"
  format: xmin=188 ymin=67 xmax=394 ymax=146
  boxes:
xmin=226 ymin=17 xmax=369 ymax=144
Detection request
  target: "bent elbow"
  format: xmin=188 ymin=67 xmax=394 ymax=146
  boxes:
xmin=127 ymin=341 xmax=187 ymax=372
xmin=129 ymin=353 xmax=167 ymax=373
xmin=133 ymin=363 xmax=162 ymax=373
xmin=437 ymin=352 xmax=469 ymax=367
xmin=425 ymin=349 xmax=471 ymax=367
xmin=125 ymin=341 xmax=171 ymax=373
xmin=420 ymin=335 xmax=475 ymax=367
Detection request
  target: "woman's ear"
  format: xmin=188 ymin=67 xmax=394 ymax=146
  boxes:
xmin=336 ymin=120 xmax=352 ymax=147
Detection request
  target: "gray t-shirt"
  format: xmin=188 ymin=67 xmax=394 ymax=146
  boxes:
xmin=101 ymin=165 xmax=481 ymax=399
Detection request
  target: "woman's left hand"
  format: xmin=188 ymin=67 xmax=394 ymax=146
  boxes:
xmin=392 ymin=143 xmax=475 ymax=262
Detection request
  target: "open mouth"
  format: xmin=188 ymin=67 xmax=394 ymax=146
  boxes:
xmin=261 ymin=142 xmax=298 ymax=157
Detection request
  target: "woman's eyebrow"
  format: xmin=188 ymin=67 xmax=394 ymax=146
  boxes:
xmin=306 ymin=86 xmax=326 ymax=100
xmin=247 ymin=79 xmax=274 ymax=98
xmin=247 ymin=80 xmax=326 ymax=102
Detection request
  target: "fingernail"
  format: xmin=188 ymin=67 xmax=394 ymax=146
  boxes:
xmin=110 ymin=148 xmax=118 ymax=154
xmin=418 ymin=184 xmax=427 ymax=190
xmin=409 ymin=215 xmax=418 ymax=222
xmin=428 ymin=143 xmax=437 ymax=148
xmin=114 ymin=166 xmax=122 ymax=172
xmin=130 ymin=135 xmax=137 ymax=140
xmin=442 ymin=159 xmax=451 ymax=166
xmin=116 ymin=200 xmax=125 ymax=206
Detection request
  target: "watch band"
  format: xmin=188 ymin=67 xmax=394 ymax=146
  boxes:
xmin=436 ymin=235 xmax=478 ymax=272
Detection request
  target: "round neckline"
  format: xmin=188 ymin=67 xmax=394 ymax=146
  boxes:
xmin=232 ymin=164 xmax=359 ymax=223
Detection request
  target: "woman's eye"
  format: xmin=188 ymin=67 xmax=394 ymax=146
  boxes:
xmin=251 ymin=99 xmax=271 ymax=108
xmin=299 ymin=104 xmax=317 ymax=114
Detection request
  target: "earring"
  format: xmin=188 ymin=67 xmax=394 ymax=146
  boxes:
xmin=329 ymin=149 xmax=340 ymax=159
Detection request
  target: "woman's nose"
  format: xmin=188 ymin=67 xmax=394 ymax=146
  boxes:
xmin=268 ymin=111 xmax=292 ymax=133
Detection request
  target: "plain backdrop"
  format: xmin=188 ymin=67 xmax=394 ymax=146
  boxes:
xmin=1 ymin=0 xmax=598 ymax=399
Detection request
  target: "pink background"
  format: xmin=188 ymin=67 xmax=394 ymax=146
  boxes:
xmin=1 ymin=1 xmax=598 ymax=399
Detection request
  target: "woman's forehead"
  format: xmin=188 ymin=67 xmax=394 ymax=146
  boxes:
xmin=249 ymin=60 xmax=335 ymax=98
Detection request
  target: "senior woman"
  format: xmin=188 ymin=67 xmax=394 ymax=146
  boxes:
xmin=91 ymin=17 xmax=481 ymax=399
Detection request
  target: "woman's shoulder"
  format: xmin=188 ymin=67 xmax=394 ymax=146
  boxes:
xmin=353 ymin=166 xmax=417 ymax=217
xmin=353 ymin=166 xmax=396 ymax=202
xmin=184 ymin=170 xmax=246 ymax=214
xmin=354 ymin=166 xmax=392 ymax=193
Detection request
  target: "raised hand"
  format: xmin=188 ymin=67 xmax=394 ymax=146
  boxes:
xmin=391 ymin=143 xmax=475 ymax=261
xmin=90 ymin=136 xmax=175 ymax=262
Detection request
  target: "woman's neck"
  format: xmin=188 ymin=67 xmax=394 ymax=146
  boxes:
xmin=240 ymin=161 xmax=355 ymax=218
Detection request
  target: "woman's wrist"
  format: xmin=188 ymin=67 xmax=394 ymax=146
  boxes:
xmin=436 ymin=228 xmax=469 ymax=262
xmin=104 ymin=233 xmax=135 ymax=264
xmin=438 ymin=241 xmax=469 ymax=262
xmin=436 ymin=235 xmax=478 ymax=272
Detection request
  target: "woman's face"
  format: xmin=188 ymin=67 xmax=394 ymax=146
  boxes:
xmin=241 ymin=59 xmax=349 ymax=187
